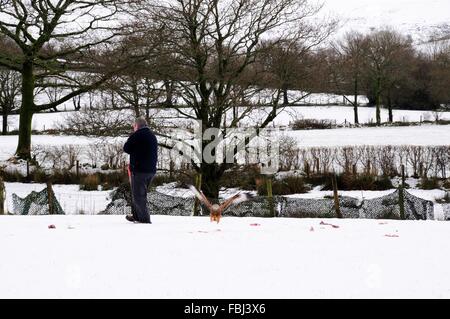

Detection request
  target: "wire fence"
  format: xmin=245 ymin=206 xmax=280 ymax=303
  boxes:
xmin=101 ymin=183 xmax=434 ymax=220
xmin=443 ymin=203 xmax=450 ymax=221
xmin=8 ymin=180 xmax=435 ymax=220
xmin=12 ymin=188 xmax=65 ymax=215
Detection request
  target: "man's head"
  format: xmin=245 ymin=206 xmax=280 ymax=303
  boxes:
xmin=133 ymin=117 xmax=148 ymax=132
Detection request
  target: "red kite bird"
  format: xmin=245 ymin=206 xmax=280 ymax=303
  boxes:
xmin=189 ymin=185 xmax=254 ymax=223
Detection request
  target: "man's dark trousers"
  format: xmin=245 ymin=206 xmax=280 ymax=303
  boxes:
xmin=130 ymin=172 xmax=154 ymax=223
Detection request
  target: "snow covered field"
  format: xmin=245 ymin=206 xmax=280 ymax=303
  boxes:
xmin=1 ymin=124 xmax=450 ymax=162
xmin=1 ymin=215 xmax=449 ymax=298
xmin=272 ymin=106 xmax=450 ymax=126
xmin=5 ymin=106 xmax=450 ymax=132
xmin=286 ymin=124 xmax=450 ymax=148
xmin=0 ymin=135 xmax=120 ymax=161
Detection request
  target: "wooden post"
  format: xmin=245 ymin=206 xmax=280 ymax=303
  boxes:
xmin=193 ymin=174 xmax=202 ymax=216
xmin=399 ymin=165 xmax=406 ymax=220
xmin=169 ymin=159 xmax=174 ymax=179
xmin=401 ymin=164 xmax=406 ymax=188
xmin=266 ymin=175 xmax=275 ymax=217
xmin=76 ymin=160 xmax=80 ymax=177
xmin=0 ymin=177 xmax=5 ymax=215
xmin=352 ymin=164 xmax=357 ymax=176
xmin=332 ymin=173 xmax=342 ymax=218
xmin=47 ymin=181 xmax=55 ymax=215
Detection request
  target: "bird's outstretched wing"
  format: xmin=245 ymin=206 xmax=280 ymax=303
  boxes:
xmin=220 ymin=192 xmax=255 ymax=213
xmin=188 ymin=185 xmax=213 ymax=210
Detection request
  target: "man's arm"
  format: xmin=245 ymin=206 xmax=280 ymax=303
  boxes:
xmin=123 ymin=133 xmax=136 ymax=154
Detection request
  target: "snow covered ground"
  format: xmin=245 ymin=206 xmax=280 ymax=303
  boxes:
xmin=0 ymin=215 xmax=449 ymax=298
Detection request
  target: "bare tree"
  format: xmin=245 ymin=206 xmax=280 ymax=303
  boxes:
xmin=58 ymin=107 xmax=134 ymax=138
xmin=365 ymin=29 xmax=415 ymax=124
xmin=257 ymin=18 xmax=337 ymax=106
xmin=106 ymin=72 xmax=165 ymax=121
xmin=134 ymin=0 xmax=331 ymax=198
xmin=331 ymin=32 xmax=369 ymax=124
xmin=0 ymin=67 xmax=21 ymax=134
xmin=0 ymin=0 xmax=158 ymax=159
xmin=427 ymin=38 xmax=450 ymax=108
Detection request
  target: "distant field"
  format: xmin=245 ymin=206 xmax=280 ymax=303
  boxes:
xmin=1 ymin=123 xmax=449 ymax=162
xmin=5 ymin=105 xmax=450 ymax=131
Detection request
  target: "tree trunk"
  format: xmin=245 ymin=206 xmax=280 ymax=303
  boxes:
xmin=376 ymin=77 xmax=382 ymax=126
xmin=2 ymin=112 xmax=7 ymax=135
xmin=282 ymin=87 xmax=289 ymax=106
xmin=133 ymin=105 xmax=140 ymax=118
xmin=354 ymin=77 xmax=359 ymax=124
xmin=388 ymin=92 xmax=393 ymax=123
xmin=16 ymin=61 xmax=35 ymax=160
xmin=200 ymin=161 xmax=222 ymax=200
xmin=145 ymin=107 xmax=150 ymax=124
xmin=164 ymin=80 xmax=173 ymax=106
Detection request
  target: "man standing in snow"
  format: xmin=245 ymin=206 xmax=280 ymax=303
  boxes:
xmin=123 ymin=117 xmax=158 ymax=223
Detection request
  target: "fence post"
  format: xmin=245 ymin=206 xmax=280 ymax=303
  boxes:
xmin=193 ymin=173 xmax=202 ymax=217
xmin=266 ymin=175 xmax=275 ymax=217
xmin=332 ymin=173 xmax=342 ymax=218
xmin=399 ymin=165 xmax=406 ymax=220
xmin=0 ymin=177 xmax=5 ymax=215
xmin=305 ymin=162 xmax=310 ymax=179
xmin=26 ymin=160 xmax=30 ymax=181
xmin=47 ymin=181 xmax=55 ymax=215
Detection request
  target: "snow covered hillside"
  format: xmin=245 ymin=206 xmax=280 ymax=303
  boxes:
xmin=1 ymin=215 xmax=450 ymax=298
xmin=323 ymin=0 xmax=450 ymax=42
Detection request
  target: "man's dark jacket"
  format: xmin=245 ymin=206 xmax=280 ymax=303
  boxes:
xmin=123 ymin=126 xmax=158 ymax=174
